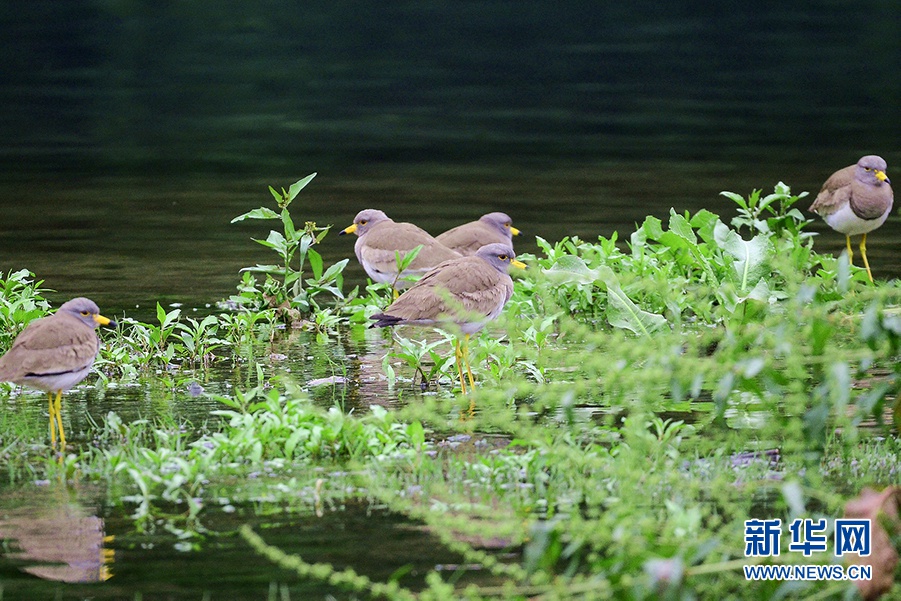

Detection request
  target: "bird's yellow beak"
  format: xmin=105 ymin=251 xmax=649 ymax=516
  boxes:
xmin=510 ymin=259 xmax=527 ymax=270
xmin=876 ymin=170 xmax=890 ymax=184
xmin=509 ymin=225 xmax=521 ymax=236
xmin=339 ymin=223 xmax=357 ymax=236
xmin=94 ymin=314 xmax=116 ymax=327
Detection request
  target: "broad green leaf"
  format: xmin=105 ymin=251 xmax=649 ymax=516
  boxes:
xmin=668 ymin=210 xmax=697 ymax=244
xmin=285 ymin=429 xmax=306 ymax=459
xmin=281 ymin=208 xmax=296 ymax=240
xmin=286 ymin=173 xmax=317 ymax=203
xmin=713 ymin=221 xmax=772 ymax=291
xmin=630 ymin=226 xmax=647 ymax=249
xmin=658 ymin=231 xmax=692 ymax=251
xmin=230 ymin=207 xmax=280 ymax=223
xmin=407 ymin=421 xmax=425 ymax=449
xmin=535 ymin=236 xmax=554 ymax=257
xmin=308 ymin=248 xmax=323 ymax=279
xmin=691 ymin=209 xmax=719 ymax=244
xmin=598 ymin=266 xmax=666 ymax=336
xmin=298 ymin=232 xmax=315 ymax=258
xmin=542 ymin=254 xmax=602 ymax=284
xmin=396 ymin=245 xmax=423 ymax=271
xmin=239 ymin=264 xmax=282 ymax=274
xmin=639 ymin=215 xmax=664 ymax=240
xmin=719 ymin=191 xmax=745 ymax=205
xmin=262 ymin=230 xmax=288 ymax=255
xmin=321 ymin=258 xmax=349 ymax=282
xmin=745 ymin=278 xmax=770 ymax=303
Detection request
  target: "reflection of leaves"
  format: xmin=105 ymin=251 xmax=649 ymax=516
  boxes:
xmin=844 ymin=486 xmax=901 ymax=600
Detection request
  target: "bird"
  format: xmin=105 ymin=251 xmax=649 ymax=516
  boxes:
xmin=810 ymin=155 xmax=893 ymax=282
xmin=339 ymin=209 xmax=461 ymax=296
xmin=435 ymin=212 xmax=521 ymax=256
xmin=0 ymin=297 xmax=116 ymax=447
xmin=370 ymin=242 xmax=526 ymax=394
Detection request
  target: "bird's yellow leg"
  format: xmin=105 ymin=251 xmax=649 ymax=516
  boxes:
xmin=860 ymin=233 xmax=874 ymax=283
xmin=55 ymin=390 xmax=66 ymax=447
xmin=392 ymin=288 xmax=400 ymax=300
xmin=462 ymin=334 xmax=475 ymax=391
xmin=454 ymin=339 xmax=468 ymax=395
xmin=845 ymin=235 xmax=854 ymax=266
xmin=47 ymin=392 xmax=57 ymax=447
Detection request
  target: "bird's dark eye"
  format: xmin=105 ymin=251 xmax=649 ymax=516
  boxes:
xmin=499 ymin=254 xmax=508 ymax=260
xmin=360 ymin=220 xmax=368 ymax=225
xmin=864 ymin=167 xmax=871 ymax=171
xmin=80 ymin=311 xmax=90 ymax=316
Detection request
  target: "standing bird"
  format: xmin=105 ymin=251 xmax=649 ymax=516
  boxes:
xmin=810 ymin=155 xmax=893 ymax=282
xmin=436 ymin=212 xmax=521 ymax=256
xmin=370 ymin=243 xmax=526 ymax=394
xmin=0 ymin=298 xmax=116 ymax=447
xmin=339 ymin=209 xmax=461 ymax=296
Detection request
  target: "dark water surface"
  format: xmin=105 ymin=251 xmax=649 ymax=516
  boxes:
xmin=1 ymin=3 xmax=900 ymax=315
xmin=1 ymin=2 xmax=901 ymax=597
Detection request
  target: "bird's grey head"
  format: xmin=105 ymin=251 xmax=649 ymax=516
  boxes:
xmin=58 ymin=297 xmax=115 ymax=329
xmin=479 ymin=212 xmax=520 ymax=239
xmin=340 ymin=209 xmax=391 ymax=237
xmin=856 ymin=155 xmax=891 ymax=186
xmin=475 ymin=243 xmax=525 ymax=273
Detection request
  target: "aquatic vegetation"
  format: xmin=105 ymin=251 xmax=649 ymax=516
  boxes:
xmin=2 ymin=180 xmax=901 ymax=599
xmin=230 ymin=173 xmax=350 ymax=319
xmin=0 ymin=269 xmax=52 ymax=348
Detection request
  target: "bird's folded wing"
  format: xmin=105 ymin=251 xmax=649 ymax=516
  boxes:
xmin=437 ymin=225 xmax=489 ymax=254
xmin=810 ymin=182 xmax=851 ymax=215
xmin=8 ymin=320 xmax=98 ymax=375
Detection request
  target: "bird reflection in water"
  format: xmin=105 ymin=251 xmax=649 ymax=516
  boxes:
xmin=0 ymin=488 xmax=114 ymax=583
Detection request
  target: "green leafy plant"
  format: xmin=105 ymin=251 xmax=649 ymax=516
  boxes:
xmin=0 ymin=270 xmax=52 ymax=349
xmin=230 ymin=173 xmax=349 ymax=317
xmin=383 ymin=332 xmax=458 ymax=390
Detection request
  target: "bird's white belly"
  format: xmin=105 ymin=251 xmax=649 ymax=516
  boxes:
xmin=361 ymin=263 xmax=394 ymax=285
xmin=22 ymin=366 xmax=92 ymax=392
xmin=822 ymin=203 xmax=891 ymax=236
xmin=457 ymin=298 xmax=507 ymax=335
xmin=360 ymin=263 xmax=424 ymax=289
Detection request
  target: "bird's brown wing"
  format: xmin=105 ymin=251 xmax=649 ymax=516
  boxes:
xmin=809 ymin=165 xmax=854 ymax=216
xmin=436 ymin=223 xmax=499 ymax=256
xmin=358 ymin=222 xmax=458 ymax=275
xmin=0 ymin=317 xmax=98 ymax=381
xmin=382 ymin=257 xmax=509 ymax=322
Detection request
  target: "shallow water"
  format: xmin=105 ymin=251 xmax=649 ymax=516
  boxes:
xmin=1 ymin=3 xmax=901 ymax=597
xmin=0 ymin=482 xmax=501 ymax=599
